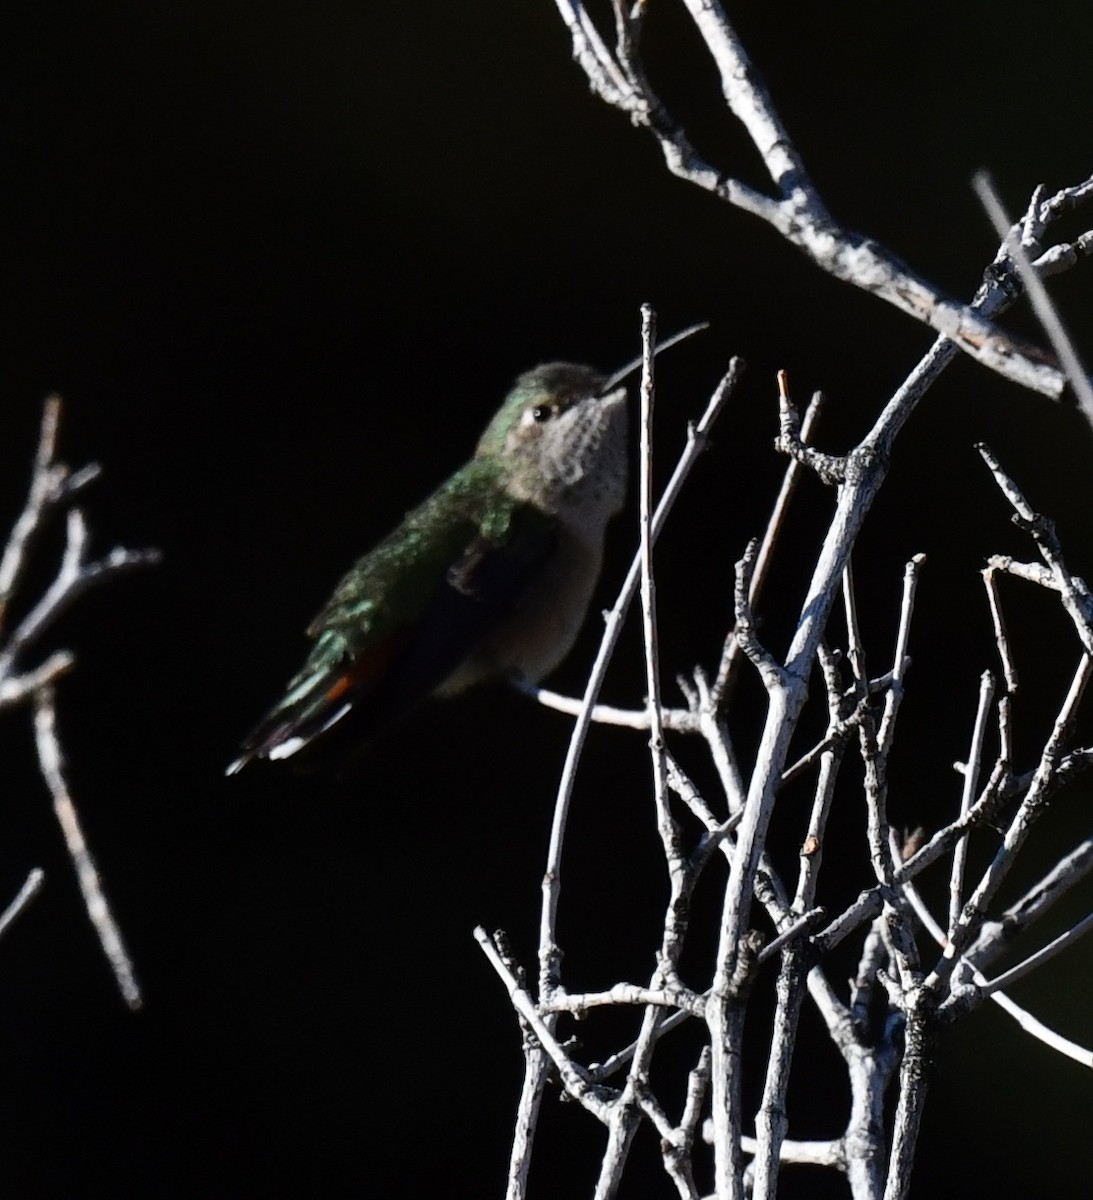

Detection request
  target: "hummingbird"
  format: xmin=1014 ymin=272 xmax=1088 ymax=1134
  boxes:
xmin=227 ymin=326 xmax=704 ymax=773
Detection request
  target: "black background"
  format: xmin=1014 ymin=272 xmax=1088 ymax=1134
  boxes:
xmin=1 ymin=2 xmax=1091 ymax=1196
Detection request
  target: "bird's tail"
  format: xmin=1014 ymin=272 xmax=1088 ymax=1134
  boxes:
xmin=225 ymin=629 xmax=410 ymax=774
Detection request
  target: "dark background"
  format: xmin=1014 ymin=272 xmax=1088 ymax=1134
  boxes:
xmin=1 ymin=2 xmax=1091 ymax=1196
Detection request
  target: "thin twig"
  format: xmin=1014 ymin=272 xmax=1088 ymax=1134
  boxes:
xmin=982 ymin=565 xmax=1019 ymax=693
xmin=518 ymin=679 xmax=698 ymax=732
xmin=925 ymin=653 xmax=1093 ymax=994
xmin=638 ymin=304 xmax=677 ymax=875
xmin=0 ymin=396 xmax=66 ymax=629
xmin=591 ymin=308 xmax=700 ymax=1192
xmin=967 ymin=837 xmax=1093 ymax=973
xmin=0 ymin=649 xmax=75 ymax=710
xmin=0 ymin=507 xmax=161 ymax=680
xmin=903 ymin=880 xmax=1093 ymax=1067
xmin=977 ymin=444 xmax=1093 ymax=656
xmin=790 ymin=645 xmax=849 ymax=913
xmin=973 ymin=172 xmax=1093 ymax=426
xmin=539 ymin=358 xmax=741 ymax=992
xmin=876 ymin=554 xmax=924 ymax=757
xmin=948 ymin=671 xmax=995 ymax=934
xmin=475 ymin=927 xmax=614 ymax=1121
xmin=0 ymin=868 xmax=45 ymax=940
xmin=774 ymin=378 xmax=842 ymax=484
xmin=713 ymin=385 xmax=823 ymax=705
xmin=32 ymin=686 xmax=142 ymax=1010
xmin=543 ymin=982 xmax=706 ymax=1018
xmin=977 ymin=911 xmax=1093 ymax=997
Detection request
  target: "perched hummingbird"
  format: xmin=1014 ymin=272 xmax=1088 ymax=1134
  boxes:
xmin=227 ymin=327 xmax=703 ymax=773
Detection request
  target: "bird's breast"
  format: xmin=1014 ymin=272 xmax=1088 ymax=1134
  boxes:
xmin=434 ymin=520 xmax=606 ymax=695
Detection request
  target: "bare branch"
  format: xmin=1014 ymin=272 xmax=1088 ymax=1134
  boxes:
xmin=539 ymin=357 xmax=741 ymax=993
xmin=0 ymin=869 xmax=45 ymax=940
xmin=731 ymin=538 xmax=782 ymax=686
xmin=904 ymin=879 xmax=1093 ymax=1068
xmin=475 ymin=927 xmax=615 ymax=1122
xmin=555 ymin=1 xmax=1073 ymax=395
xmin=496 ymin=16 xmax=1093 ymax=1192
xmin=982 ymin=565 xmax=1020 ymax=693
xmin=0 ymin=649 xmax=75 ymax=710
xmin=713 ymin=384 xmax=824 ymax=706
xmin=774 ymin=377 xmax=843 ymax=484
xmin=517 ymin=677 xmax=699 ymax=732
xmin=876 ymin=554 xmax=924 ymax=757
xmin=978 ymin=911 xmax=1093 ymax=998
xmin=977 ymin=443 xmax=1093 ymax=656
xmin=925 ymin=653 xmax=1093 ymax=995
xmin=974 ymin=171 xmax=1093 ymax=425
xmin=32 ymin=686 xmax=142 ymax=1011
xmin=0 ymin=394 xmax=157 ymax=1012
xmin=0 ymin=395 xmax=66 ymax=629
xmin=948 ymin=671 xmax=995 ymax=935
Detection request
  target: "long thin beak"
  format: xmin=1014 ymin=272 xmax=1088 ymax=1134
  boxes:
xmin=600 ymin=321 xmax=710 ymax=395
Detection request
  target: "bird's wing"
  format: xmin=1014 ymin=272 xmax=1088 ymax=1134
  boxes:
xmin=228 ymin=472 xmax=556 ymax=772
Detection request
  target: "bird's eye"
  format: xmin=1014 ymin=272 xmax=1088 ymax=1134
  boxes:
xmin=531 ymin=404 xmax=553 ymax=423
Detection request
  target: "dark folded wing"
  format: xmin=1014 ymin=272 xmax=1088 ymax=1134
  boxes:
xmin=227 ymin=480 xmax=555 ymax=772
